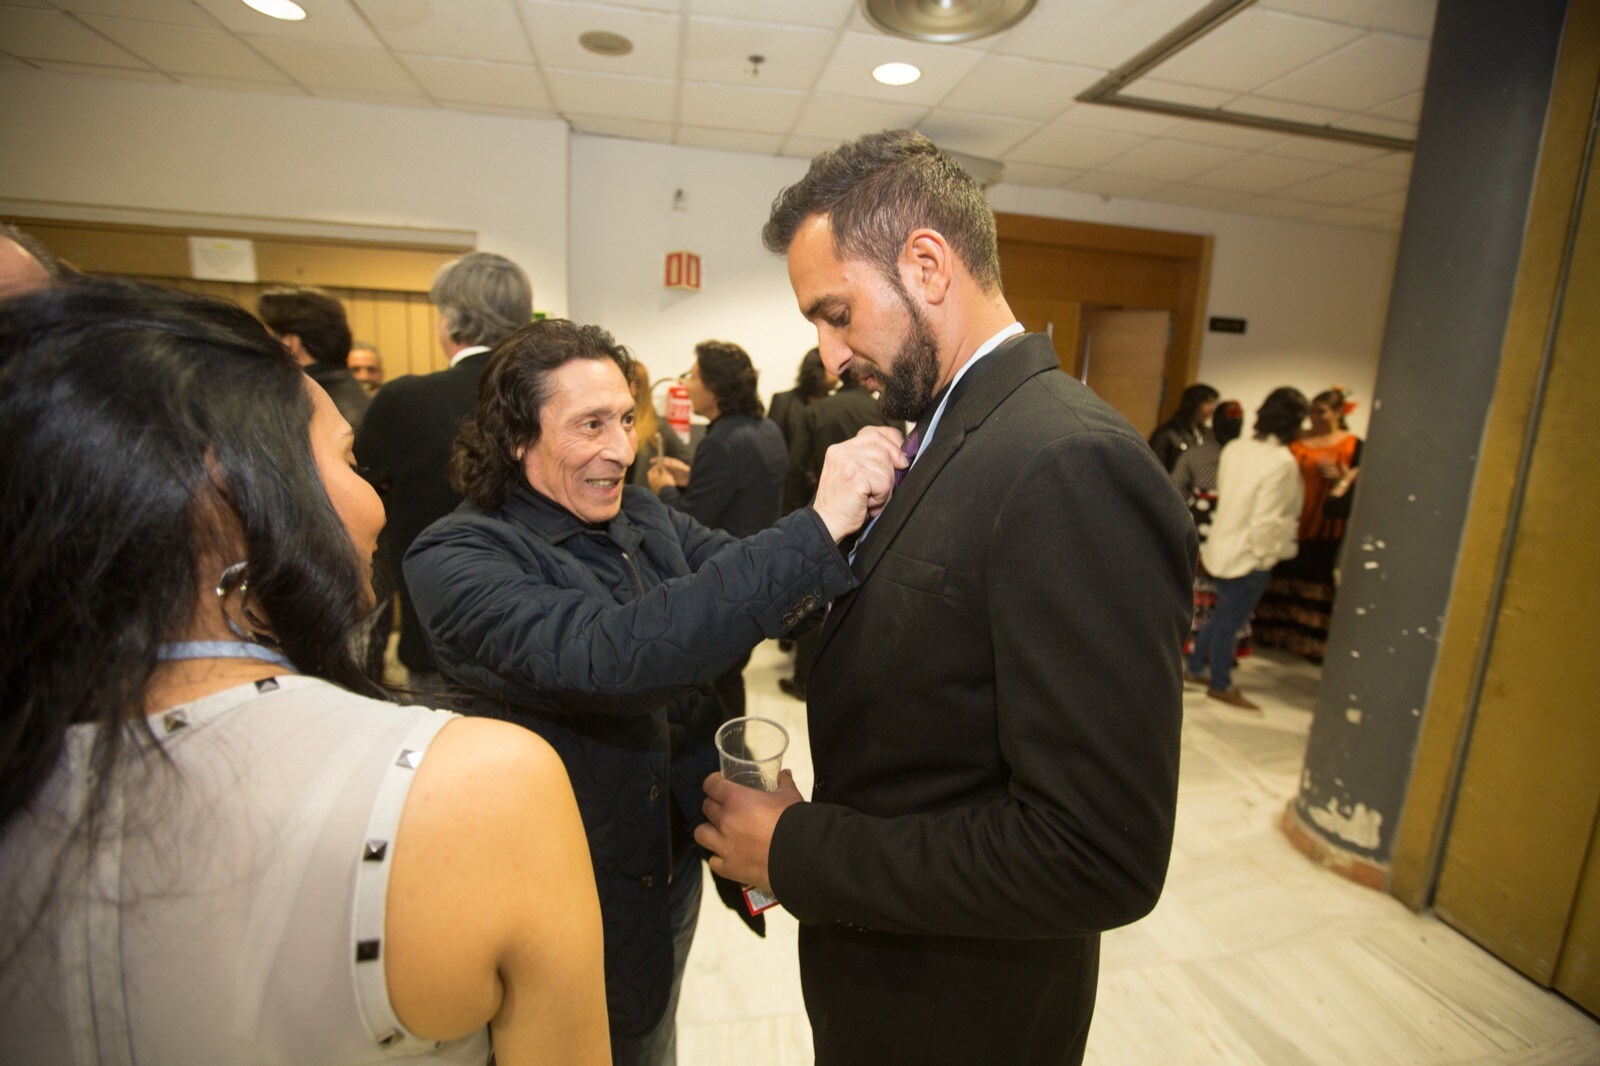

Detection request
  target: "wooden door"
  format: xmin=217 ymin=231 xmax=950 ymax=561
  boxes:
xmin=1080 ymin=309 xmax=1171 ymax=437
xmin=1008 ymin=294 xmax=1082 ymax=375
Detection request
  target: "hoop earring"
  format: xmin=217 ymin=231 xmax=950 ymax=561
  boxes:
xmin=216 ymin=561 xmax=281 ymax=648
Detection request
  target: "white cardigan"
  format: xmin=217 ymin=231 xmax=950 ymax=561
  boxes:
xmin=1200 ymin=436 xmax=1304 ymax=579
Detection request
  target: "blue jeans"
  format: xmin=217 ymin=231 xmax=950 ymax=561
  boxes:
xmin=1188 ymin=568 xmax=1272 ymax=693
xmin=610 ymin=849 xmax=703 ymax=1066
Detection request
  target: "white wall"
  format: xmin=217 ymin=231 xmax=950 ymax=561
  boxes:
xmin=570 ymin=134 xmax=1399 ymax=434
xmin=0 ymin=68 xmax=571 ymax=315
xmin=568 ymin=133 xmax=816 ymax=397
xmin=986 ymin=185 xmax=1398 ymax=436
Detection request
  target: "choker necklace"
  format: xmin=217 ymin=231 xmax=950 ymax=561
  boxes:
xmin=158 ymin=640 xmax=295 ymax=672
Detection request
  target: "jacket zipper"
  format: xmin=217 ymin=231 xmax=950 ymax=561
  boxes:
xmin=620 ymin=547 xmax=668 ymax=880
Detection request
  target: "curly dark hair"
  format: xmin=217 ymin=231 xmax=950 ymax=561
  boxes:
xmin=694 ymin=340 xmax=764 ymax=418
xmin=762 ymin=129 xmax=1002 ymax=293
xmin=795 ymin=348 xmax=831 ymax=400
xmin=0 ymin=278 xmax=385 ymax=846
xmin=1255 ymin=387 xmax=1310 ymax=444
xmin=452 ymin=318 xmax=634 ymax=511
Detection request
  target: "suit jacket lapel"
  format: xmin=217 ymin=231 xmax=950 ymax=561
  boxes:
xmin=814 ymin=333 xmax=1059 ymax=658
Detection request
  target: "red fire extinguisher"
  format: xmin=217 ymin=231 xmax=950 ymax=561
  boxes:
xmin=666 ymin=380 xmax=692 ymax=441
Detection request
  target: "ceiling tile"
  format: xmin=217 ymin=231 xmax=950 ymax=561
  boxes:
xmin=691 ymin=0 xmax=856 ymax=30
xmin=918 ymin=111 xmax=1039 ymax=158
xmin=1189 ymin=153 xmax=1334 ymax=194
xmin=1163 ymin=119 xmax=1285 ymax=152
xmin=176 ymin=74 xmax=308 ymax=95
xmin=994 ymin=162 xmax=1082 ymax=188
xmin=681 ymin=17 xmax=836 ymax=91
xmin=1140 ymin=185 xmax=1248 ymax=209
xmin=246 ymin=37 xmax=423 ymax=96
xmin=0 ymin=8 xmax=144 ymax=66
xmin=401 ymin=55 xmax=552 ymax=110
xmin=1276 ymin=166 xmax=1408 ymax=204
xmin=1148 ymin=8 xmax=1363 ymax=93
xmin=354 ymin=0 xmax=531 ymax=64
xmin=791 ymin=93 xmax=928 ymax=141
xmin=520 ymin=1 xmax=679 ymax=79
xmin=30 ymin=59 xmax=168 ymax=81
xmin=569 ymin=113 xmax=674 ymax=143
xmin=1302 ymin=205 xmax=1395 ymax=228
xmin=813 ymin=31 xmax=985 ymax=107
xmin=992 ymin=0 xmax=1214 ymax=69
xmin=545 ymin=68 xmax=676 ymax=123
xmin=56 ymin=0 xmax=220 ymax=27
xmin=781 ymin=133 xmax=840 ymax=159
xmin=1229 ymin=197 xmax=1317 ymax=220
xmin=1256 ymin=32 xmax=1430 ymax=113
xmin=79 ymin=16 xmax=289 ymax=81
xmin=191 ymin=0 xmax=381 ymax=47
xmin=938 ymin=56 xmax=1102 ymax=123
xmin=0 ymin=55 xmax=32 ymax=68
xmin=1056 ymin=102 xmax=1183 ymax=136
xmin=442 ymin=101 xmax=559 ymax=119
xmin=679 ymin=81 xmax=805 ymax=134
xmin=1259 ymin=0 xmax=1438 ymax=39
xmin=1099 ymin=139 xmax=1245 ymax=181
xmin=1064 ymin=172 xmax=1168 ymax=199
xmin=1265 ymin=136 xmax=1391 ymax=165
xmin=676 ymin=126 xmax=784 ymax=154
xmin=1129 ymin=78 xmax=1236 ymax=109
xmin=1368 ymin=90 xmax=1422 ymax=122
xmin=311 ymin=88 xmax=435 ymax=107
xmin=1333 ymin=114 xmax=1414 ymax=140
xmin=589 ymin=0 xmax=680 ymax=11
xmin=1005 ymin=124 xmax=1145 ymax=169
xmin=1229 ymin=95 xmax=1344 ymax=125
xmin=1356 ymin=151 xmax=1414 ymax=175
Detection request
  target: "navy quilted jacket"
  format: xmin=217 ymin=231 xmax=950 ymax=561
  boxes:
xmin=403 ymin=482 xmax=854 ymax=1038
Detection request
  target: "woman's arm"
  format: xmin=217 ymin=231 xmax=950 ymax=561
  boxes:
xmin=385 ymin=717 xmax=610 ymax=1065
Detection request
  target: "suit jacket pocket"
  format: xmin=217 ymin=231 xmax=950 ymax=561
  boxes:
xmin=877 ymin=549 xmax=946 ymax=596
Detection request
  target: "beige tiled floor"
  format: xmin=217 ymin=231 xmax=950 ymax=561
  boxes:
xmin=676 ymin=643 xmax=1600 ymax=1064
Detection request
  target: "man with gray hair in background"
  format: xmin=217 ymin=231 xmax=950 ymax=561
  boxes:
xmin=355 ymin=251 xmax=534 ymax=680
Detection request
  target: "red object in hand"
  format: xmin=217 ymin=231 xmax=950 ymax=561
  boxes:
xmin=667 ymin=381 xmax=692 ymax=441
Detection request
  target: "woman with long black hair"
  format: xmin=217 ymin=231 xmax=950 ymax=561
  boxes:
xmin=1148 ymin=382 xmax=1219 ymax=472
xmin=0 ymin=281 xmax=608 ymax=1064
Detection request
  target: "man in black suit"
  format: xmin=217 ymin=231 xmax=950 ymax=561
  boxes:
xmin=354 ymin=251 xmax=533 ymax=679
xmin=697 ymin=130 xmax=1196 ymax=1064
xmin=778 ymin=366 xmax=892 ymax=700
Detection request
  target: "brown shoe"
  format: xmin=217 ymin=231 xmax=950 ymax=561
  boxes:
xmin=1206 ymin=687 xmax=1263 ymax=714
xmin=1183 ymin=670 xmax=1208 ymax=686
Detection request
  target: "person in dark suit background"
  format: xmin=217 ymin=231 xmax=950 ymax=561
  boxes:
xmin=649 ymin=340 xmax=787 ymax=718
xmin=257 ymin=286 xmax=370 ymax=431
xmin=778 ymin=365 xmax=892 ymax=701
xmin=354 ymin=251 xmax=533 ymax=681
xmin=696 ymin=130 xmax=1197 ymax=1065
xmin=768 ymin=348 xmax=837 ymax=513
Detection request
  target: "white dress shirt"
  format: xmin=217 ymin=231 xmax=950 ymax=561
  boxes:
xmin=1200 ymin=435 xmax=1303 ymax=579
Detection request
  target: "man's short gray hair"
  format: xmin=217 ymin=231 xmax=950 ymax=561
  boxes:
xmin=430 ymin=252 xmax=533 ymax=349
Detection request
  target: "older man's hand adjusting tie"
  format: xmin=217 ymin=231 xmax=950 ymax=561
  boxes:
xmin=809 ymin=425 xmax=907 ymax=541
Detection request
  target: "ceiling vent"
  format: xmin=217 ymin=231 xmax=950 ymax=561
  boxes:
xmin=861 ymin=0 xmax=1036 ymax=44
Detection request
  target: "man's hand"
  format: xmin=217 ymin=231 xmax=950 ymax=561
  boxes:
xmin=647 ymin=455 xmax=690 ymax=494
xmin=810 ymin=425 xmax=907 ymax=542
xmin=694 ymin=770 xmax=804 ymax=893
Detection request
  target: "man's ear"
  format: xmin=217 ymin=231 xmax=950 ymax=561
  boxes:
xmin=900 ymin=229 xmax=953 ymax=306
xmin=278 ymin=333 xmax=312 ymax=365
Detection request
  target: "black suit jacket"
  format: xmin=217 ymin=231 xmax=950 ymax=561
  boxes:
xmin=659 ymin=413 xmax=787 ymax=537
xmin=354 ymin=352 xmax=488 ymax=672
xmin=768 ymin=333 xmax=1197 ymax=1065
xmin=790 ymin=383 xmax=892 ymax=506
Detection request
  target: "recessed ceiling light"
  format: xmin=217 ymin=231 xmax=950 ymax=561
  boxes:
xmin=862 ymin=0 xmax=1036 ymax=44
xmin=579 ymin=30 xmax=634 ymax=57
xmin=873 ymin=62 xmax=921 ymax=86
xmin=241 ymin=0 xmax=306 ymax=21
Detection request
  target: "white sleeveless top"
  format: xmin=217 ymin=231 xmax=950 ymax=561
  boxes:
xmin=0 ymin=675 xmax=492 ymax=1065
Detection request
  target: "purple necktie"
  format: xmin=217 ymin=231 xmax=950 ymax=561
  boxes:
xmin=893 ymin=428 xmax=922 ymax=489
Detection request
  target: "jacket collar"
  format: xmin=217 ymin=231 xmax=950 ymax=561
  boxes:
xmin=500 ymin=481 xmax=645 ymax=552
xmin=816 ymin=332 xmax=1055 ymax=655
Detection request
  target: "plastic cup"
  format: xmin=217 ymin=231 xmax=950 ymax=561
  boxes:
xmin=714 ymin=717 xmax=788 ymax=792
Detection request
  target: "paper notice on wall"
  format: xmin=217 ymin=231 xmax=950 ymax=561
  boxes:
xmin=188 ymin=236 xmax=258 ymax=282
